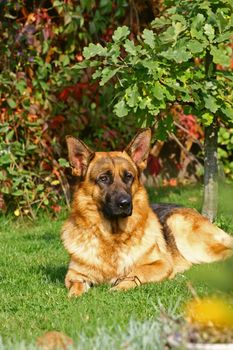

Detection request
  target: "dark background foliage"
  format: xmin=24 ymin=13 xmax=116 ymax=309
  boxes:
xmin=0 ymin=0 xmax=232 ymax=217
xmin=0 ymin=0 xmax=131 ymax=217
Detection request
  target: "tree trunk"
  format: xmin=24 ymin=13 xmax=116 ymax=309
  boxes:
xmin=202 ymin=119 xmax=219 ymax=222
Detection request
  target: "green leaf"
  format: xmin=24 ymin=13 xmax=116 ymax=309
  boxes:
xmin=99 ymin=67 xmax=120 ymax=86
xmin=0 ymin=124 xmax=9 ymax=133
xmin=215 ymin=31 xmax=232 ymax=43
xmin=190 ymin=14 xmax=205 ymax=40
xmin=172 ymin=21 xmax=186 ymax=38
xmin=6 ymin=129 xmax=14 ymax=142
xmin=216 ymin=10 xmax=229 ymax=33
xmin=12 ymin=190 xmax=24 ymax=196
xmin=72 ymin=61 xmax=91 ymax=69
xmin=126 ymin=85 xmax=139 ymax=108
xmin=164 ymin=87 xmax=176 ymax=101
xmin=53 ymin=1 xmax=63 ymax=14
xmin=112 ymin=26 xmax=130 ymax=42
xmin=42 ymin=40 xmax=50 ymax=54
xmin=15 ymin=80 xmax=27 ymax=94
xmin=151 ymin=16 xmax=171 ymax=29
xmin=1 ymin=186 xmax=10 ymax=194
xmin=0 ymin=171 xmax=6 ymax=181
xmin=83 ymin=43 xmax=107 ymax=59
xmin=92 ymin=69 xmax=103 ymax=79
xmin=204 ymin=24 xmax=215 ymax=42
xmin=59 ymin=54 xmax=70 ymax=66
xmin=187 ymin=40 xmax=205 ymax=53
xmin=171 ymin=14 xmax=186 ymax=26
xmin=44 ymin=198 xmax=49 ymax=206
xmin=152 ymin=81 xmax=165 ymax=100
xmin=4 ymin=13 xmax=17 ymax=19
xmin=142 ymin=60 xmax=161 ymax=79
xmin=204 ymin=96 xmax=219 ymax=113
xmin=161 ymin=47 xmax=192 ymax=63
xmin=0 ymin=153 xmax=12 ymax=165
xmin=114 ymin=100 xmax=129 ymax=118
xmin=202 ymin=112 xmax=214 ymax=126
xmin=221 ymin=105 xmax=233 ymax=121
xmin=137 ymin=96 xmax=160 ymax=114
xmin=64 ymin=13 xmax=72 ymax=26
xmin=58 ymin=158 xmax=70 ymax=167
xmin=221 ymin=131 xmax=230 ymax=140
xmin=217 ymin=71 xmax=233 ymax=82
xmin=142 ymin=29 xmax=155 ymax=49
xmin=7 ymin=98 xmax=17 ymax=109
xmin=192 ymin=13 xmax=205 ymax=27
xmin=108 ymin=43 xmax=121 ymax=62
xmin=210 ymin=46 xmax=231 ymax=66
xmin=36 ymin=184 xmax=44 ymax=192
xmin=160 ymin=27 xmax=176 ymax=44
xmin=124 ymin=39 xmax=138 ymax=55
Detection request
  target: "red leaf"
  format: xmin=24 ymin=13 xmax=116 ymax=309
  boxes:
xmin=147 ymin=154 xmax=161 ymax=176
xmin=51 ymin=204 xmax=61 ymax=213
xmin=58 ymin=88 xmax=71 ymax=101
xmin=49 ymin=115 xmax=65 ymax=129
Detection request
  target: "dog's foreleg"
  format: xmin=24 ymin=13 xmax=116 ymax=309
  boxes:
xmin=111 ymin=257 xmax=173 ymax=291
xmin=65 ymin=269 xmax=91 ymax=297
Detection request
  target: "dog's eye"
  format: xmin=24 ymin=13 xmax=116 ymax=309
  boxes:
xmin=99 ymin=175 xmax=109 ymax=183
xmin=124 ymin=172 xmax=133 ymax=181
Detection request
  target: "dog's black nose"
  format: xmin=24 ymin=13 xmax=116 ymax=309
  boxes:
xmin=103 ymin=193 xmax=132 ymax=219
xmin=117 ymin=195 xmax=131 ymax=209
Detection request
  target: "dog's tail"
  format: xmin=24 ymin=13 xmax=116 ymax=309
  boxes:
xmin=167 ymin=208 xmax=233 ymax=264
xmin=209 ymin=227 xmax=233 ymax=261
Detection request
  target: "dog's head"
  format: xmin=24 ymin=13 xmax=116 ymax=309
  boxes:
xmin=66 ymin=129 xmax=151 ymax=219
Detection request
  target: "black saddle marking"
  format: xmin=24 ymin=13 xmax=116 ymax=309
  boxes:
xmin=151 ymin=203 xmax=183 ymax=252
xmin=151 ymin=203 xmax=183 ymax=225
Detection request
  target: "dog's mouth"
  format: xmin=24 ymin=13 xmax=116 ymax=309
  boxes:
xmin=102 ymin=202 xmax=132 ymax=220
xmin=102 ymin=193 xmax=133 ymax=220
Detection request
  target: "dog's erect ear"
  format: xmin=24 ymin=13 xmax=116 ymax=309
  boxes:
xmin=66 ymin=136 xmax=94 ymax=177
xmin=124 ymin=128 xmax=151 ymax=170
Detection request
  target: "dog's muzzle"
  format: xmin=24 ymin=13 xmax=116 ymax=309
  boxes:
xmin=103 ymin=193 xmax=132 ymax=219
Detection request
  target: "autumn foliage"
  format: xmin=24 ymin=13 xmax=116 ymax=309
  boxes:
xmin=0 ymin=0 xmax=130 ymax=216
xmin=0 ymin=1 xmax=232 ymax=217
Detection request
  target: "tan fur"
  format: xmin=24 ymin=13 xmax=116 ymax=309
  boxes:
xmin=61 ymin=130 xmax=233 ymax=296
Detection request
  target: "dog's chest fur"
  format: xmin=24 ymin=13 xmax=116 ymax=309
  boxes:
xmin=62 ymin=211 xmax=166 ymax=283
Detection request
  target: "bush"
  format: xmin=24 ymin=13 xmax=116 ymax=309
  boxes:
xmin=218 ymin=127 xmax=233 ymax=179
xmin=0 ymin=0 xmax=130 ymax=217
xmin=1 ymin=0 xmax=232 ymax=217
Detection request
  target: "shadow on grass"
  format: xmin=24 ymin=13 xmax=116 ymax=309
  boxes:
xmin=40 ymin=265 xmax=67 ymax=285
xmin=22 ymin=231 xmax=57 ymax=242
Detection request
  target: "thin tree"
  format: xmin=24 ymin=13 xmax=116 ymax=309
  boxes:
xmin=78 ymin=0 xmax=233 ymax=221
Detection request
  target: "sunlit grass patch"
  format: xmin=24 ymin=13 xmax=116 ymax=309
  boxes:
xmin=0 ymin=183 xmax=232 ymax=348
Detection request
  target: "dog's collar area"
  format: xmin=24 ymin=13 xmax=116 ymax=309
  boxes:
xmin=113 ymin=276 xmax=142 ymax=287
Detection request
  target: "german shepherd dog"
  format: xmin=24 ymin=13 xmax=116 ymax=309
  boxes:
xmin=61 ymin=128 xmax=233 ymax=297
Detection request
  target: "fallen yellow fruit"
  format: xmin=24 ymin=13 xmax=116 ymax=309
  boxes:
xmin=185 ymin=297 xmax=233 ymax=328
xmin=14 ymin=209 xmax=20 ymax=217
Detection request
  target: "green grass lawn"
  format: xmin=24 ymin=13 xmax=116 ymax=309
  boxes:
xmin=0 ymin=183 xmax=233 ymax=349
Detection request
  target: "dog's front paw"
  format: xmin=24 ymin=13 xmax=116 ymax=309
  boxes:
xmin=110 ymin=280 xmax=136 ymax=292
xmin=110 ymin=276 xmax=141 ymax=292
xmin=68 ymin=281 xmax=90 ymax=298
